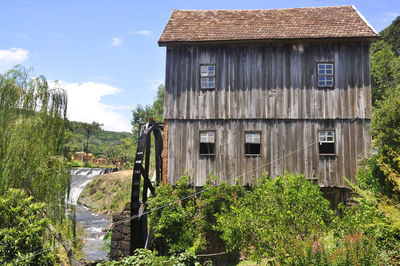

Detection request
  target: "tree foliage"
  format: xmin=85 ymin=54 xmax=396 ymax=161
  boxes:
xmin=341 ymin=77 xmax=400 ymax=263
xmin=77 ymin=121 xmax=103 ymax=160
xmin=67 ymin=120 xmax=131 ymax=157
xmin=148 ymin=173 xmax=334 ymax=262
xmin=373 ymin=85 xmax=400 ymax=151
xmin=131 ymin=84 xmax=164 ymax=141
xmin=0 ymin=189 xmax=57 ymax=265
xmin=147 ymin=173 xmax=391 ymax=264
xmin=373 ymin=85 xmax=400 ymax=194
xmin=0 ymin=66 xmax=70 ymax=220
xmin=371 ymin=41 xmax=400 ymax=105
xmin=380 ymin=16 xmax=400 ymax=55
xmin=217 ymin=173 xmax=333 ymax=261
xmin=193 ymin=176 xmax=245 ymax=254
xmin=131 ymin=104 xmax=154 ymax=139
xmin=370 ymin=15 xmax=400 ymax=106
xmin=148 ymin=175 xmax=198 ymax=254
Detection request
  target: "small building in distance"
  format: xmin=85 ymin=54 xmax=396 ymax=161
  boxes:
xmin=158 ymin=6 xmax=379 ymax=202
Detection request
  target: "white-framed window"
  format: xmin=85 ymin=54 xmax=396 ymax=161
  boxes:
xmin=200 ymin=65 xmax=216 ymax=89
xmin=245 ymin=132 xmax=261 ymax=156
xmin=200 ymin=131 xmax=215 ymax=155
xmin=318 ymin=130 xmax=335 ymax=155
xmin=317 ymin=63 xmax=334 ymax=87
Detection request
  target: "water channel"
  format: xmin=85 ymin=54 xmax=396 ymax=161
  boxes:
xmin=69 ymin=168 xmax=114 ymax=261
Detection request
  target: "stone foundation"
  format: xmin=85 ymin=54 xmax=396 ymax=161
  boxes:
xmin=109 ymin=209 xmax=131 ymax=261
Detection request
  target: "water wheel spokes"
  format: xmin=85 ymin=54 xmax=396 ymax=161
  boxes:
xmin=130 ymin=121 xmax=163 ymax=254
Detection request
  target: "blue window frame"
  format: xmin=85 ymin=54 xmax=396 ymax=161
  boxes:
xmin=317 ymin=63 xmax=334 ymax=88
xmin=200 ymin=65 xmax=216 ymax=89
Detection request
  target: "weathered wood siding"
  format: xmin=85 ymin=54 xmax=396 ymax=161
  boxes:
xmin=164 ymin=41 xmax=372 ymax=188
xmin=164 ymin=42 xmax=371 ymax=120
xmin=166 ymin=119 xmax=371 ymax=188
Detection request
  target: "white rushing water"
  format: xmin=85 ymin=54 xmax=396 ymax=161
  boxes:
xmin=68 ymin=168 xmax=113 ymax=204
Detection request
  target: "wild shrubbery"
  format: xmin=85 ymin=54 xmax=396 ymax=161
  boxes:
xmin=0 ymin=189 xmax=57 ymax=265
xmin=143 ymin=169 xmax=400 ymax=264
xmin=147 ymin=173 xmax=329 ymax=263
xmin=148 ymin=175 xmax=198 ymax=254
xmin=216 ymin=173 xmax=333 ymax=262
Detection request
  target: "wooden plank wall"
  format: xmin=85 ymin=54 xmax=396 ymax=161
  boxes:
xmin=164 ymin=41 xmax=372 ymax=188
xmin=166 ymin=119 xmax=371 ymax=188
xmin=164 ymin=42 xmax=371 ymax=120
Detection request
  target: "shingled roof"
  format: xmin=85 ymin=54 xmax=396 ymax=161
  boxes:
xmin=158 ymin=6 xmax=379 ymax=45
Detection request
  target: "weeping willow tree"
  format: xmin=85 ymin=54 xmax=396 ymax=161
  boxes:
xmin=0 ymin=66 xmax=70 ymax=221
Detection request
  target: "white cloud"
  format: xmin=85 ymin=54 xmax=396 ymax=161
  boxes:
xmin=54 ymin=81 xmax=131 ymax=132
xmin=111 ymin=37 xmax=123 ymax=47
xmin=0 ymin=48 xmax=29 ymax=73
xmin=134 ymin=30 xmax=152 ymax=36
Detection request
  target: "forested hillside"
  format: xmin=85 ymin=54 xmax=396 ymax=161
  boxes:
xmin=67 ymin=121 xmax=131 ymax=156
xmin=380 ymin=16 xmax=400 ymax=54
xmin=371 ymin=17 xmax=400 ymax=105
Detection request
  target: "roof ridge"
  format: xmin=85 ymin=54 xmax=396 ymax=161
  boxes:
xmin=172 ymin=6 xmax=354 ymax=12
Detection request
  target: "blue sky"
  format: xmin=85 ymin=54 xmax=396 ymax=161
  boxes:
xmin=0 ymin=0 xmax=398 ymax=132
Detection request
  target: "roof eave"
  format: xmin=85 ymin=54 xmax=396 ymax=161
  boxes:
xmin=158 ymin=36 xmax=380 ymax=47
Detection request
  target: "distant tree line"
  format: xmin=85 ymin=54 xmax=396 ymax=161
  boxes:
xmin=131 ymin=84 xmax=164 ymax=141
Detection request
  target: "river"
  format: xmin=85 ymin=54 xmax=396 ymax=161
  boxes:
xmin=69 ymin=168 xmax=114 ymax=262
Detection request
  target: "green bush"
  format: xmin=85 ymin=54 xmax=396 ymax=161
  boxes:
xmin=147 ymin=173 xmax=335 ymax=262
xmin=356 ymin=156 xmax=393 ymax=196
xmin=148 ymin=175 xmax=198 ymax=254
xmin=0 ymin=189 xmax=57 ymax=265
xmin=192 ymin=175 xmax=245 ymax=254
xmin=216 ymin=173 xmax=333 ymax=261
xmin=143 ymin=172 xmax=396 ymax=264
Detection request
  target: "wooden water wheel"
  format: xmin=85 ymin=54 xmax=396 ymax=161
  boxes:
xmin=130 ymin=121 xmax=163 ymax=254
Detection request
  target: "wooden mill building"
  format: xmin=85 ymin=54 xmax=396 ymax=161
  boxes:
xmin=158 ymin=6 xmax=379 ymax=196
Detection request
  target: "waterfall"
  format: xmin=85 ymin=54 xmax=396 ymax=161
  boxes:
xmin=69 ymin=168 xmax=112 ymax=205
